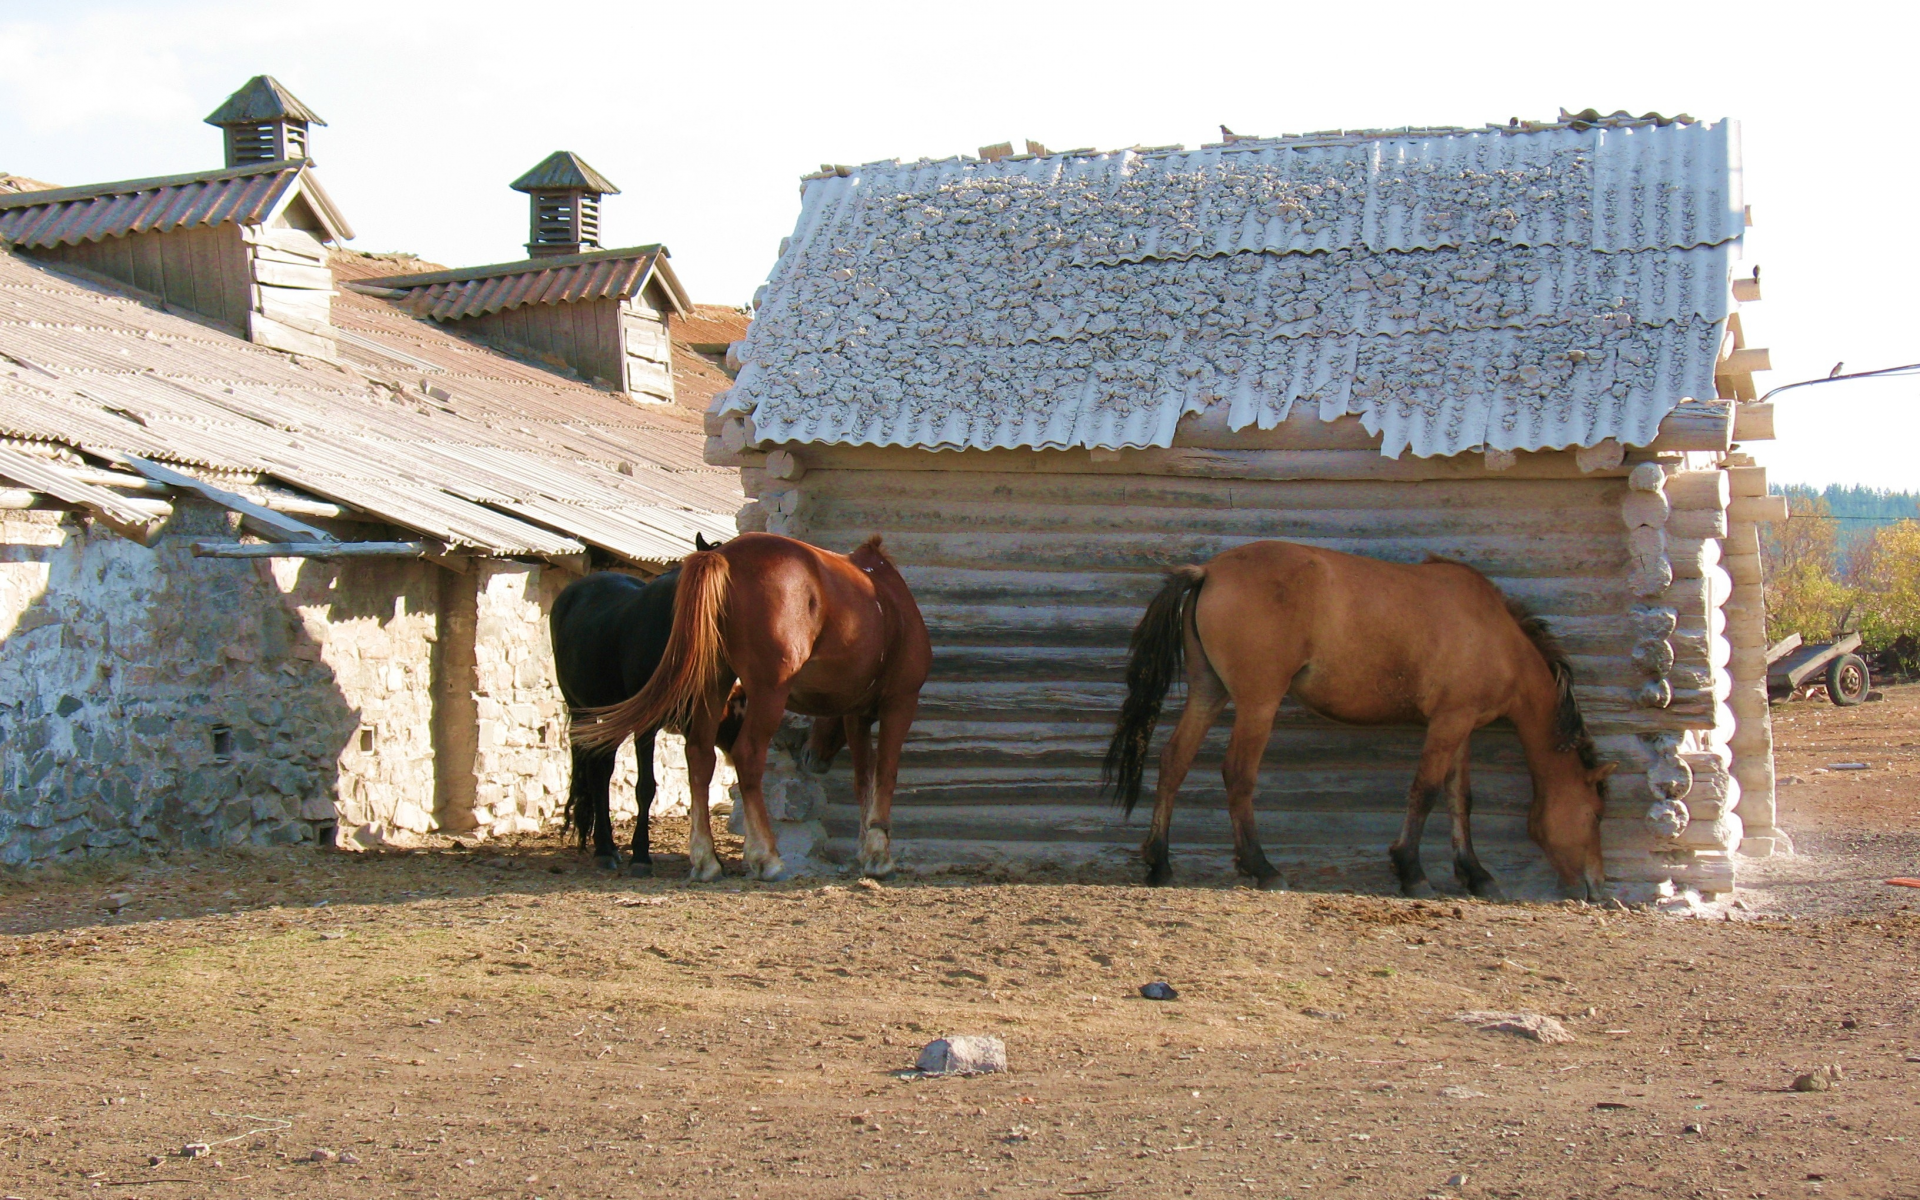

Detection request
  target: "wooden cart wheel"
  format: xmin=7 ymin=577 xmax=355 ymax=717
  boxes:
xmin=1826 ymin=653 xmax=1870 ymax=706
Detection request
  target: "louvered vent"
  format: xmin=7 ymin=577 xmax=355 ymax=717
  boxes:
xmin=510 ymin=152 xmax=619 ymax=259
xmin=206 ymin=76 xmax=323 ymax=168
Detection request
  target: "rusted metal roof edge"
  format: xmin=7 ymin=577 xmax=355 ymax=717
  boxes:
xmin=0 ymin=160 xmax=295 ymax=212
xmin=363 ymin=244 xmax=665 ymax=290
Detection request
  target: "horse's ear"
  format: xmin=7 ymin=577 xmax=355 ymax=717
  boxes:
xmin=695 ymin=533 xmax=712 ymax=552
xmin=1588 ymin=762 xmax=1618 ymax=785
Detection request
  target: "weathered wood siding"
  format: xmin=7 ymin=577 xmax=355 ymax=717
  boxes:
xmin=245 ymin=225 xmax=336 ymax=360
xmin=34 ymin=225 xmax=252 ymax=334
xmin=620 ymin=297 xmax=674 ymax=402
xmin=465 ymin=296 xmax=625 ymax=388
xmin=735 ymin=423 xmax=1741 ymax=891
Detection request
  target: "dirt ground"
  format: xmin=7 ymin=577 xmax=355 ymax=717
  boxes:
xmin=3 ymin=694 xmax=1918 ymax=1199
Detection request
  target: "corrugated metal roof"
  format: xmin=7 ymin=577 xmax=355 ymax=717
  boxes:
xmin=731 ymin=117 xmax=1745 ymax=458
xmin=357 ymin=245 xmax=691 ymax=321
xmin=0 ymin=160 xmax=353 ymax=248
xmin=0 ymin=247 xmax=738 ymax=564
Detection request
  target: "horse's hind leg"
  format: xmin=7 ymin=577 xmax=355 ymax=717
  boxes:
xmin=1445 ymin=738 xmax=1506 ymax=901
xmin=729 ymin=687 xmax=792 ymax=882
xmin=844 ymin=713 xmax=886 ymax=878
xmin=862 ymin=694 xmax=917 ymax=879
xmin=1221 ymin=699 xmax=1284 ymax=890
xmin=1143 ymin=655 xmax=1228 ymax=886
xmin=627 ymin=728 xmax=657 ymax=877
xmin=573 ymin=748 xmax=620 ymax=870
xmin=682 ymin=704 xmax=725 ymax=882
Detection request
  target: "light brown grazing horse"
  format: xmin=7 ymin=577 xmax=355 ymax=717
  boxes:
xmin=1104 ymin=541 xmax=1614 ymax=901
xmin=572 ymin=533 xmax=930 ymax=881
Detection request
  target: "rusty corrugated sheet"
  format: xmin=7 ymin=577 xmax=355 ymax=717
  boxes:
xmin=359 ymin=246 xmax=694 ymax=321
xmin=0 ymin=246 xmax=739 ymax=563
xmin=0 ymin=162 xmax=331 ymax=249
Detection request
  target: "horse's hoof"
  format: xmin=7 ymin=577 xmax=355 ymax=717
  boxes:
xmin=626 ymin=860 xmax=654 ymax=879
xmin=1399 ymin=878 xmax=1437 ymax=899
xmin=689 ymin=857 xmax=724 ymax=883
xmin=753 ymin=856 xmax=791 ymax=882
xmin=594 ymin=853 xmax=624 ymax=872
xmin=860 ymin=857 xmax=896 ymax=881
xmin=1256 ymin=873 xmax=1289 ymax=893
xmin=1144 ymin=866 xmax=1173 ymax=887
xmin=1565 ymin=880 xmax=1611 ymax=904
xmin=1470 ymin=880 xmax=1509 ymax=903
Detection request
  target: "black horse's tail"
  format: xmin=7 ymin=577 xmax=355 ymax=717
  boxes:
xmin=1103 ymin=565 xmax=1207 ymax=818
xmin=561 ymin=734 xmax=597 ymax=850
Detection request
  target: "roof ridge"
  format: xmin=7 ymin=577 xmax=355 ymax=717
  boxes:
xmin=0 ymin=159 xmax=302 ymax=212
xmin=799 ymin=112 xmax=1717 ymax=180
xmin=359 ymin=244 xmax=665 ymax=290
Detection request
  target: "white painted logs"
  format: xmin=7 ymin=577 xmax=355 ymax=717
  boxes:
xmin=741 ymin=445 xmax=1745 ymax=886
xmin=765 ymin=449 xmax=806 ymax=482
xmin=1577 ymin=439 xmax=1626 ymax=473
xmin=1732 ymin=402 xmax=1774 ymax=442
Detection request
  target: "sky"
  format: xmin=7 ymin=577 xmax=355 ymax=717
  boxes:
xmin=1 ymin=0 xmax=1915 ymax=489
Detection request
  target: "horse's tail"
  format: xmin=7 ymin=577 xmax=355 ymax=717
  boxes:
xmin=570 ymin=551 xmax=730 ymax=752
xmin=561 ymin=760 xmax=594 ymax=849
xmin=1103 ymin=565 xmax=1207 ymax=817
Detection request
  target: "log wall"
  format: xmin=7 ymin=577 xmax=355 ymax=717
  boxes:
xmin=722 ymin=416 xmax=1748 ymax=895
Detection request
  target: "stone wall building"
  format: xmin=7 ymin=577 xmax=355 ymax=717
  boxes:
xmin=0 ymin=77 xmax=744 ymax=864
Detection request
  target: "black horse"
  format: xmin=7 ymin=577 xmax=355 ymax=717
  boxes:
xmin=551 ymin=534 xmax=738 ymax=874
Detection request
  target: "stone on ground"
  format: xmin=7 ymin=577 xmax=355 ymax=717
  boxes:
xmin=1454 ymin=1010 xmax=1576 ymax=1044
xmin=915 ymin=1035 xmax=1007 ymax=1076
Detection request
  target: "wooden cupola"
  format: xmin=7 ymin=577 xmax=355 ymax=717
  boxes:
xmin=510 ymin=152 xmax=620 ymax=258
xmin=205 ymin=76 xmax=326 ymax=166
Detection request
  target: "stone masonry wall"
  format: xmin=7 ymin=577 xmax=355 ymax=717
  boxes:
xmin=460 ymin=561 xmax=570 ymax=838
xmin=0 ymin=501 xmax=443 ymax=863
xmin=2 ymin=505 xmax=728 ymax=864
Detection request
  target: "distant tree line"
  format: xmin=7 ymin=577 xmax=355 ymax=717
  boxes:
xmin=1764 ymin=484 xmax=1920 ymax=674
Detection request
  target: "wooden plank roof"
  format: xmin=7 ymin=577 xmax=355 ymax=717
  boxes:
xmin=0 ymin=246 xmax=738 ymax=566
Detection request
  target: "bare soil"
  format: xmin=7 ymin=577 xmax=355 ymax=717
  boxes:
xmin=3 ymin=694 xmax=1918 ymax=1200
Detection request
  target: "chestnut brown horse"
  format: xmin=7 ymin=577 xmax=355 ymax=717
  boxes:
xmin=572 ymin=532 xmax=930 ymax=881
xmin=1104 ymin=541 xmax=1613 ymax=901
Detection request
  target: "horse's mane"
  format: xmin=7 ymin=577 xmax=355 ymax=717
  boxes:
xmin=1501 ymin=595 xmax=1601 ymax=774
xmin=1425 ymin=555 xmax=1603 ymax=792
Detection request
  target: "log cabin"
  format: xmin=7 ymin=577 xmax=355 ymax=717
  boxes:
xmin=709 ymin=112 xmax=1784 ymax=898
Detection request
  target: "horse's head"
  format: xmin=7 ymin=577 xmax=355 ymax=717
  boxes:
xmin=801 ymin=718 xmax=844 ymax=776
xmin=1531 ymin=759 xmax=1614 ymax=902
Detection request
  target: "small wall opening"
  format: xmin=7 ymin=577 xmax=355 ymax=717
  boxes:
xmin=210 ymin=724 xmax=233 ymax=762
xmin=358 ymin=725 xmax=376 ymax=754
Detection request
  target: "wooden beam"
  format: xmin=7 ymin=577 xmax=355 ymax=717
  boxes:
xmin=1732 ymin=402 xmax=1774 ymax=442
xmin=0 ymin=447 xmax=168 ymax=542
xmin=191 ymin=540 xmax=428 ymax=560
xmin=117 ymin=455 xmax=338 ymax=543
xmin=1728 ymin=495 xmax=1789 ymax=524
xmin=1641 ymin=400 xmax=1732 ymax=453
xmin=1716 ymin=347 xmax=1772 ymax=376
